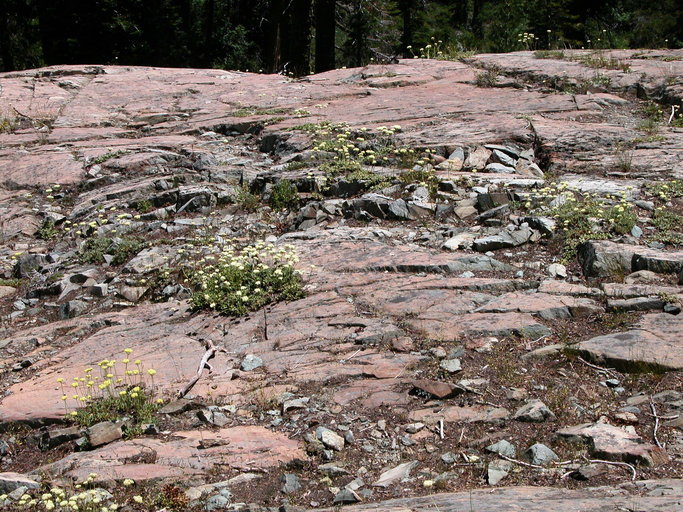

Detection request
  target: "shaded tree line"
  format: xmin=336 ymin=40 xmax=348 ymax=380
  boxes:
xmin=1 ymin=0 xmax=681 ymax=74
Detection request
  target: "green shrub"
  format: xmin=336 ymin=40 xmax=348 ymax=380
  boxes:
xmin=136 ymin=199 xmax=153 ymax=213
xmin=652 ymin=209 xmax=683 ymax=245
xmin=80 ymin=236 xmax=146 ymax=265
xmin=269 ymin=180 xmax=299 ymax=210
xmin=235 ymin=185 xmax=261 ymax=211
xmin=190 ymin=241 xmax=305 ymax=316
xmin=37 ymin=218 xmax=58 ymax=240
xmin=475 ymin=69 xmax=499 ymax=87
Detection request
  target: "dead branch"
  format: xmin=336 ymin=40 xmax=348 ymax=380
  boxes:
xmin=577 ymin=356 xmax=621 ymax=378
xmin=581 ymin=456 xmax=637 ymax=481
xmin=178 ymin=338 xmax=225 ymax=398
xmin=650 ymin=400 xmax=663 ymax=449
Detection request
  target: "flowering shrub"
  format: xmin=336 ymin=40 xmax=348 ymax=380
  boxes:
xmin=57 ymin=349 xmax=162 ymax=429
xmin=522 ymin=182 xmax=637 ymax=261
xmin=4 ymin=477 xmax=121 ymax=511
xmin=190 ymin=241 xmax=304 ymax=316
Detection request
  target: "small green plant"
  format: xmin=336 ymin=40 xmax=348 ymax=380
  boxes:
xmin=235 ymin=185 xmax=261 ymax=211
xmin=37 ymin=218 xmax=58 ymax=240
xmin=0 ymin=278 xmax=23 ymax=287
xmin=91 ymin=150 xmax=126 ymax=165
xmin=80 ymin=235 xmax=146 ymax=265
xmin=474 ymin=69 xmax=499 ymax=87
xmin=190 ymin=241 xmax=305 ymax=316
xmin=154 ymin=484 xmax=190 ymax=511
xmin=399 ymin=168 xmax=439 ymax=199
xmin=646 ymin=179 xmax=683 ymax=201
xmin=0 ymin=114 xmax=18 ymax=134
xmin=576 ymin=53 xmax=630 ymax=72
xmin=613 ymin=144 xmax=633 ymax=172
xmin=136 ymin=199 xmax=153 ymax=213
xmin=269 ymin=180 xmax=299 ymax=210
xmin=57 ymin=349 xmax=162 ymax=430
xmin=534 ymin=50 xmax=566 ymax=59
xmin=522 ymin=183 xmax=637 ymax=262
xmin=232 ymin=106 xmax=292 ymax=117
xmin=651 ymin=208 xmax=683 ymax=245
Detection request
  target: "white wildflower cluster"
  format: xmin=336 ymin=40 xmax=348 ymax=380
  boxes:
xmin=310 ymin=122 xmax=432 ymax=169
xmin=10 ymin=476 xmax=123 ymax=512
xmin=190 ymin=240 xmax=304 ymax=316
xmin=524 ymin=181 xmax=636 ymax=233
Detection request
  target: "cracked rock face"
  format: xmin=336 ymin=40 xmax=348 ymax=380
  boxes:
xmin=1 ymin=51 xmax=683 ymax=511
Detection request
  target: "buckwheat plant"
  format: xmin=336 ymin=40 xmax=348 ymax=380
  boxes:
xmin=57 ymin=349 xmax=163 ymax=428
xmin=190 ymin=240 xmax=304 ymax=316
xmin=5 ymin=474 xmax=122 ymax=511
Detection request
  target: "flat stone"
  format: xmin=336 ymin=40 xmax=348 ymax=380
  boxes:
xmin=485 ymin=440 xmax=516 ymax=458
xmin=410 ymin=380 xmax=462 ymax=399
xmin=408 ymin=405 xmax=509 ymax=424
xmin=240 ymin=354 xmax=263 ymax=371
xmin=315 ymin=427 xmax=345 ymax=451
xmin=37 ymin=426 xmax=305 ymax=483
xmin=487 ymin=459 xmax=513 ymax=485
xmin=372 ymin=461 xmax=418 ymax=488
xmin=513 ymin=399 xmax=556 ymax=422
xmin=281 ymin=473 xmax=301 ymax=494
xmin=333 ymin=488 xmax=362 ymax=504
xmin=0 ymin=472 xmax=40 ymax=493
xmin=556 ymin=423 xmax=668 ymax=466
xmin=313 ymin=477 xmax=683 ymax=511
xmin=86 ymin=421 xmax=124 ymax=447
xmin=579 ymin=240 xmax=683 ymax=278
xmin=524 ymin=443 xmax=558 ymax=465
xmin=577 ymin=313 xmax=683 ymax=371
xmin=439 ymin=358 xmax=462 ymax=373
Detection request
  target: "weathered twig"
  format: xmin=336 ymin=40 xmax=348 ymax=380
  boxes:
xmin=582 ymin=456 xmax=637 ymax=480
xmin=263 ymin=309 xmax=268 ymax=341
xmin=178 ymin=339 xmax=223 ymax=398
xmin=650 ymin=400 xmax=663 ymax=449
xmin=438 ymin=419 xmax=444 ymax=440
xmin=577 ymin=356 xmax=621 ymax=378
xmin=497 ymin=454 xmax=546 ymax=469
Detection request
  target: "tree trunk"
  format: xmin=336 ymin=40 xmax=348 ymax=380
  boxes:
xmin=314 ymin=0 xmax=336 ymax=72
xmin=398 ymin=0 xmax=413 ymax=55
xmin=0 ymin=0 xmax=15 ymax=71
xmin=287 ymin=0 xmax=313 ymax=76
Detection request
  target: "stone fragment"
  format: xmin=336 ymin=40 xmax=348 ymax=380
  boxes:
xmin=525 ymin=443 xmax=558 ymax=465
xmin=439 ymin=358 xmax=462 ymax=373
xmin=484 ymin=163 xmax=516 ymax=173
xmin=556 ymin=423 xmax=668 ymax=466
xmin=280 ymin=473 xmax=301 ymax=494
xmin=410 ymin=380 xmax=462 ymax=399
xmin=59 ymin=300 xmax=87 ymax=319
xmin=547 ymin=263 xmax=567 ymax=278
xmin=513 ymin=400 xmax=556 ymax=422
xmin=39 ymin=426 xmax=83 ymax=450
xmin=0 ymin=473 xmax=40 ymax=493
xmin=487 ymin=459 xmax=513 ymax=485
xmin=333 ymin=488 xmax=361 ymax=504
xmin=372 ymin=461 xmax=418 ymax=487
xmin=486 ymin=440 xmax=516 ymax=458
xmin=315 ymin=427 xmax=345 ymax=451
xmin=86 ymin=421 xmax=123 ymax=448
xmin=409 ymin=405 xmax=509 ymax=424
xmin=240 ymin=354 xmax=263 ymax=371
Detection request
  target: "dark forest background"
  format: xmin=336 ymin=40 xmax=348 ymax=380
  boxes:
xmin=1 ymin=0 xmax=681 ymax=75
